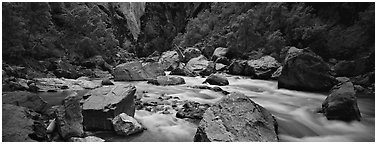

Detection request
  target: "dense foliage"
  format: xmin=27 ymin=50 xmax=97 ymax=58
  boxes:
xmin=173 ymin=2 xmax=374 ymax=60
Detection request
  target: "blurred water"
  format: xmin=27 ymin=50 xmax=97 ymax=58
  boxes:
xmin=39 ymin=74 xmax=375 ymax=142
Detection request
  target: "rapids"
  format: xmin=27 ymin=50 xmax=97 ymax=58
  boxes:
xmin=39 ymin=73 xmax=375 ymax=142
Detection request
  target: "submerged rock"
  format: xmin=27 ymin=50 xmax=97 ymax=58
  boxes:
xmin=101 ymin=78 xmax=114 ymax=85
xmin=82 ymin=84 xmax=136 ymax=131
xmin=68 ymin=136 xmax=105 ymax=142
xmin=203 ymin=74 xmax=229 ymax=86
xmin=278 ymin=47 xmax=336 ymax=92
xmin=2 ymin=91 xmax=48 ymax=113
xmin=176 ymin=101 xmax=210 ymax=119
xmin=322 ymin=78 xmax=361 ymax=121
xmin=194 ymin=92 xmax=278 ymax=142
xmin=54 ymin=92 xmax=84 ymax=139
xmin=2 ymin=104 xmax=36 ymax=142
xmin=114 ymin=61 xmax=165 ymax=81
xmin=147 ymin=76 xmax=185 ymax=86
xmin=112 ymin=113 xmax=144 ymax=136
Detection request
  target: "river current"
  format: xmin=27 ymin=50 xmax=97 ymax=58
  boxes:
xmin=39 ymin=73 xmax=375 ymax=142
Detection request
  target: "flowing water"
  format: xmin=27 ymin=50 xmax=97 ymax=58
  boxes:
xmin=39 ymin=73 xmax=375 ymax=142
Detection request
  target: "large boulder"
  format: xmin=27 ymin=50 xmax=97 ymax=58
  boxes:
xmin=82 ymin=84 xmax=136 ymax=131
xmin=244 ymin=56 xmax=280 ymax=79
xmin=321 ymin=78 xmax=361 ymax=121
xmin=2 ymin=104 xmax=36 ymax=142
xmin=203 ymin=74 xmax=229 ymax=86
xmin=183 ymin=47 xmax=202 ymax=63
xmin=198 ymin=61 xmax=216 ymax=76
xmin=176 ymin=101 xmax=210 ymax=119
xmin=278 ymin=48 xmax=336 ymax=92
xmin=147 ymin=76 xmax=185 ymax=86
xmin=54 ymin=92 xmax=84 ymax=139
xmin=194 ymin=92 xmax=278 ymax=142
xmin=112 ymin=113 xmax=144 ymax=136
xmin=2 ymin=91 xmax=48 ymax=113
xmin=114 ymin=61 xmax=165 ymax=81
xmin=211 ymin=47 xmax=229 ymax=61
xmin=200 ymin=46 xmax=215 ymax=58
xmin=158 ymin=50 xmax=183 ymax=70
xmin=334 ymin=55 xmax=373 ymax=77
xmin=33 ymin=78 xmax=101 ymax=92
xmin=186 ymin=55 xmax=210 ymax=73
xmin=215 ymin=56 xmax=230 ymax=65
xmin=227 ymin=60 xmax=246 ymax=75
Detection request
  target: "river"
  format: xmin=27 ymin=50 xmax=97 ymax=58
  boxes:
xmin=39 ymin=73 xmax=375 ymax=142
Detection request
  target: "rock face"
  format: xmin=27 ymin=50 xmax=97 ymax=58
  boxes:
xmin=112 ymin=113 xmax=144 ymax=136
xmin=159 ymin=50 xmax=183 ymax=70
xmin=54 ymin=92 xmax=84 ymax=139
xmin=211 ymin=47 xmax=229 ymax=61
xmin=194 ymin=92 xmax=278 ymax=142
xmin=114 ymin=61 xmax=165 ymax=81
xmin=147 ymin=76 xmax=185 ymax=86
xmin=321 ymin=78 xmax=361 ymax=121
xmin=227 ymin=60 xmax=246 ymax=75
xmin=2 ymin=104 xmax=36 ymax=142
xmin=334 ymin=56 xmax=372 ymax=77
xmin=204 ymin=74 xmax=229 ymax=86
xmin=186 ymin=55 xmax=210 ymax=72
xmin=176 ymin=101 xmax=210 ymax=119
xmin=82 ymin=84 xmax=136 ymax=131
xmin=278 ymin=48 xmax=336 ymax=92
xmin=69 ymin=136 xmax=105 ymax=142
xmin=244 ymin=56 xmax=280 ymax=79
xmin=183 ymin=47 xmax=202 ymax=62
xmin=2 ymin=91 xmax=48 ymax=113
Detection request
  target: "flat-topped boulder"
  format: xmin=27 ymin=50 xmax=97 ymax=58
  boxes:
xmin=82 ymin=84 xmax=136 ymax=131
xmin=194 ymin=92 xmax=278 ymax=142
xmin=244 ymin=56 xmax=281 ymax=79
xmin=114 ymin=61 xmax=165 ymax=81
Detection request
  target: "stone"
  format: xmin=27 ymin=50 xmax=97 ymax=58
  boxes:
xmin=51 ymin=59 xmax=81 ymax=79
xmin=199 ymin=61 xmax=216 ymax=76
xmin=82 ymin=55 xmax=113 ymax=72
xmin=211 ymin=47 xmax=229 ymax=61
xmin=54 ymin=92 xmax=84 ymax=139
xmin=278 ymin=48 xmax=336 ymax=92
xmin=82 ymin=84 xmax=136 ymax=131
xmin=158 ymin=50 xmax=183 ymax=70
xmin=170 ymin=63 xmax=198 ymax=77
xmin=244 ymin=56 xmax=280 ymax=79
xmin=204 ymin=74 xmax=229 ymax=86
xmin=2 ymin=91 xmax=48 ymax=113
xmin=321 ymin=80 xmax=361 ymax=121
xmin=112 ymin=113 xmax=144 ymax=136
xmin=215 ymin=56 xmax=230 ymax=65
xmin=2 ymin=104 xmax=36 ymax=142
xmin=69 ymin=136 xmax=105 ymax=142
xmin=227 ymin=60 xmax=246 ymax=75
xmin=176 ymin=101 xmax=210 ymax=119
xmin=186 ymin=55 xmax=210 ymax=72
xmin=350 ymin=72 xmax=374 ymax=87
xmin=200 ymin=46 xmax=215 ymax=58
xmin=33 ymin=78 xmax=101 ymax=92
xmin=114 ymin=61 xmax=165 ymax=81
xmin=183 ymin=47 xmax=202 ymax=63
xmin=101 ymin=78 xmax=114 ymax=85
xmin=215 ymin=63 xmax=227 ymax=71
xmin=194 ymin=92 xmax=278 ymax=142
xmin=147 ymin=76 xmax=186 ymax=86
